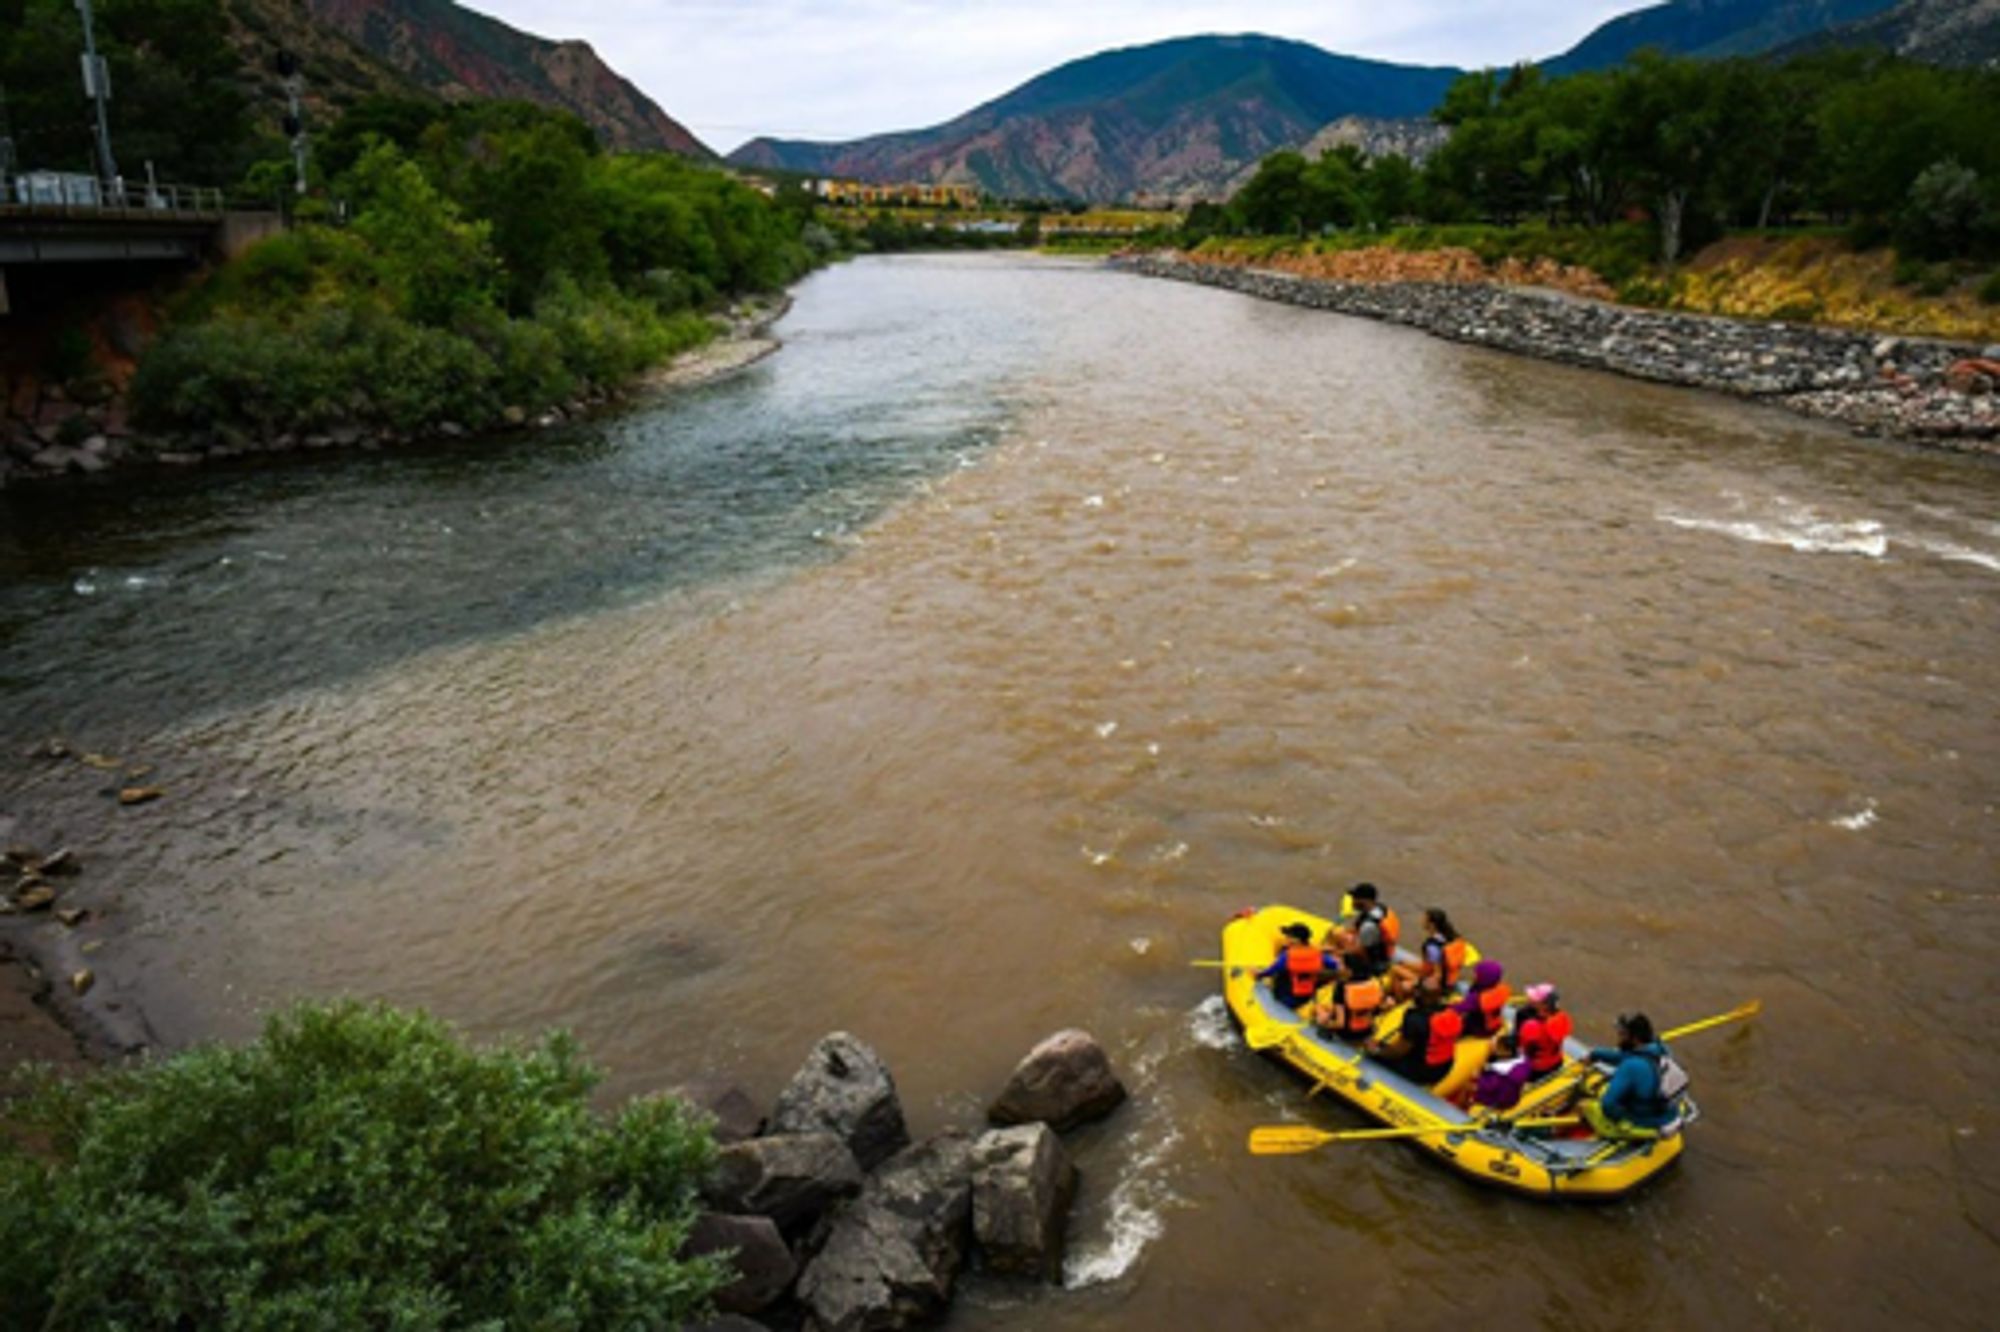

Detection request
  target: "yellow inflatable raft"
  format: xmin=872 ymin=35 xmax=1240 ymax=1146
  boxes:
xmin=1222 ymin=904 xmax=1686 ymax=1200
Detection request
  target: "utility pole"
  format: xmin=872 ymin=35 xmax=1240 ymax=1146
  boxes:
xmin=277 ymin=50 xmax=307 ymax=197
xmin=75 ymin=0 xmax=118 ymax=190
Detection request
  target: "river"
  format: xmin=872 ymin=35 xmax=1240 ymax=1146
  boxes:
xmin=3 ymin=254 xmax=1997 ymax=1328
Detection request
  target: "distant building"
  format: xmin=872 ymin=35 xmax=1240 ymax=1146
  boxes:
xmin=811 ymin=178 xmax=980 ymax=209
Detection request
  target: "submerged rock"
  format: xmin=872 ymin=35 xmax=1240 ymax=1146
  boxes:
xmin=971 ymin=1123 xmax=1077 ymax=1280
xmin=704 ymin=1132 xmax=863 ymax=1233
xmin=683 ymin=1212 xmax=797 ymax=1314
xmin=771 ymin=1032 xmax=910 ymax=1170
xmin=988 ymin=1029 xmax=1127 ymax=1132
xmin=795 ymin=1133 xmax=975 ymax=1332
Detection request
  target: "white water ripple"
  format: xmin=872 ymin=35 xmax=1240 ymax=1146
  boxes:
xmin=1658 ymin=505 xmax=1887 ymax=558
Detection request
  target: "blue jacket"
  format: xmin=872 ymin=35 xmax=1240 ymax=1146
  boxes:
xmin=1589 ymin=1041 xmax=1679 ymax=1128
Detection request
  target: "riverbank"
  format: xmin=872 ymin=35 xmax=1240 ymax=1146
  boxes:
xmin=1119 ymin=253 xmax=2000 ymax=452
xmin=0 ymin=293 xmax=795 ymax=490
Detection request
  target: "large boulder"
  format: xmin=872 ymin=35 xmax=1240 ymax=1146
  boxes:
xmin=970 ymin=1124 xmax=1077 ymax=1280
xmin=987 ymin=1029 xmax=1127 ymax=1132
xmin=795 ymin=1133 xmax=975 ymax=1332
xmin=682 ymin=1212 xmax=797 ymax=1315
xmin=703 ymin=1132 xmax=863 ymax=1234
xmin=770 ymin=1033 xmax=910 ymax=1171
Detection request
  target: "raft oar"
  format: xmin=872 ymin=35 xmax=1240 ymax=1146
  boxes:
xmin=1501 ymin=999 xmax=1763 ymax=1121
xmin=1660 ymin=999 xmax=1762 ymax=1042
xmin=1249 ymin=1117 xmax=1580 ymax=1155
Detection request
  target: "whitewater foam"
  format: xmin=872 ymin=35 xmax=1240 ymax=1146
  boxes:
xmin=1658 ymin=506 xmax=1888 ymax=558
xmin=1187 ymin=994 xmax=1240 ymax=1051
xmin=1062 ymin=1121 xmax=1182 ymax=1289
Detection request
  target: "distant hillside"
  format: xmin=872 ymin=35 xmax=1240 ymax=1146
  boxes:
xmin=225 ymin=0 xmax=428 ymax=122
xmin=298 ymin=0 xmax=711 ymax=155
xmin=1219 ymin=116 xmax=1447 ymax=200
xmin=728 ymin=34 xmax=1461 ymax=203
xmin=1546 ymin=0 xmax=1904 ymax=72
xmin=1783 ymin=0 xmax=2000 ymax=63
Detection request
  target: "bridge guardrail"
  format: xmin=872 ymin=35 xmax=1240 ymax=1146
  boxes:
xmin=3 ymin=171 xmax=229 ymax=215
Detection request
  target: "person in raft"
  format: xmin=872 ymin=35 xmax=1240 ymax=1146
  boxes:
xmin=1311 ymin=945 xmax=1386 ymax=1042
xmin=1514 ymin=983 xmax=1573 ymax=1080
xmin=1581 ymin=1013 xmax=1687 ymax=1140
xmin=1465 ymin=1032 xmax=1533 ymax=1111
xmin=1452 ymin=959 xmax=1512 ymax=1038
xmin=1365 ymin=986 xmax=1461 ymax=1086
xmin=1389 ymin=907 xmax=1468 ymax=1000
xmin=1255 ymin=923 xmax=1339 ymax=1011
xmin=1343 ymin=883 xmax=1401 ymax=975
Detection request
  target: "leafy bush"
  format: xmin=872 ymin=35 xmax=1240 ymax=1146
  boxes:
xmin=1898 ymin=160 xmax=1990 ymax=262
xmin=1980 ymin=271 xmax=2000 ymax=306
xmin=0 ymin=1001 xmax=723 ymax=1331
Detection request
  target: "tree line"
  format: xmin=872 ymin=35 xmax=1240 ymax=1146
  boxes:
xmin=134 ymin=96 xmax=828 ymax=437
xmin=1206 ymin=51 xmax=2000 ymax=265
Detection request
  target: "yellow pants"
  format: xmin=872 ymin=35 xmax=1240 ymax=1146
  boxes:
xmin=1581 ymin=1098 xmax=1664 ymax=1141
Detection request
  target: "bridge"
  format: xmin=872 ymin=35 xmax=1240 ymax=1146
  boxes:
xmin=0 ymin=173 xmax=282 ymax=312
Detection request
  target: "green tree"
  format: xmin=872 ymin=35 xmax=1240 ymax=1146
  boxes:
xmin=0 ymin=1001 xmax=723 ymax=1330
xmin=346 ymin=142 xmax=499 ymax=327
xmin=1607 ymin=53 xmax=1737 ymax=265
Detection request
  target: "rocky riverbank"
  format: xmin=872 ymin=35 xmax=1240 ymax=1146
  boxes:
xmin=0 ymin=294 xmax=793 ymax=489
xmin=1119 ymin=253 xmax=2000 ymax=452
xmin=681 ymin=1027 xmax=1124 ymax=1330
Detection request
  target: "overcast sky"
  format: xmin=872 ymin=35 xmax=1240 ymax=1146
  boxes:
xmin=467 ymin=2 xmax=1642 ymax=153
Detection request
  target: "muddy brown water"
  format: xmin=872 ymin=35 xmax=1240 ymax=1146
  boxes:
xmin=4 ymin=255 xmax=1998 ymax=1327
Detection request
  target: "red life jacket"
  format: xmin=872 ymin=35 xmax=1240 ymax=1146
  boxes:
xmin=1423 ymin=1007 xmax=1464 ymax=1066
xmin=1281 ymin=945 xmax=1323 ymax=1001
xmin=1519 ymin=1009 xmax=1572 ymax=1075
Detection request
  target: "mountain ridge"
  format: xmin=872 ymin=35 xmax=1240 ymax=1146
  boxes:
xmin=299 ymin=0 xmax=711 ymax=156
xmin=729 ymin=34 xmax=1460 ymax=202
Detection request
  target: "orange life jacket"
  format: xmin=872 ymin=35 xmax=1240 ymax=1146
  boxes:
xmin=1466 ymin=982 xmax=1512 ymax=1037
xmin=1281 ymin=945 xmax=1323 ymax=1001
xmin=1426 ymin=934 xmax=1469 ymax=986
xmin=1335 ymin=977 xmax=1385 ymax=1036
xmin=1423 ymin=1007 xmax=1464 ymax=1066
xmin=1355 ymin=903 xmax=1400 ymax=969
xmin=1441 ymin=938 xmax=1468 ymax=986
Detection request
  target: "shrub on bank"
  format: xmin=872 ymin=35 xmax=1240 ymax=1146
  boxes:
xmin=132 ymin=281 xmax=714 ymax=437
xmin=0 ymin=1001 xmax=723 ymax=1330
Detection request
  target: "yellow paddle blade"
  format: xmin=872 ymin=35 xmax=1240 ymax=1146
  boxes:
xmin=1248 ymin=1125 xmax=1341 ymax=1154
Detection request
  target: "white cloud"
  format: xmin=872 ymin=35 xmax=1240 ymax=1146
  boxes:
xmin=463 ymin=1 xmax=1639 ymax=152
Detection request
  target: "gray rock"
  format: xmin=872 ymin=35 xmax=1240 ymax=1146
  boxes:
xmin=501 ymin=404 xmax=527 ymax=427
xmin=30 ymin=447 xmax=71 ymax=471
xmin=988 ymin=1029 xmax=1127 ymax=1132
xmin=683 ymin=1212 xmax=797 ymax=1314
xmin=439 ymin=420 xmax=465 ymax=438
xmin=704 ymin=1132 xmax=863 ymax=1233
xmin=795 ymin=1133 xmax=975 ymax=1332
xmin=674 ymin=1078 xmax=766 ymax=1143
xmin=1984 ymin=345 xmax=2000 ymax=362
xmin=770 ymin=1033 xmax=909 ymax=1171
xmin=79 ymin=434 xmax=108 ymax=455
xmin=971 ymin=1124 xmax=1076 ymax=1280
